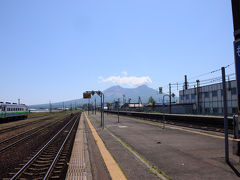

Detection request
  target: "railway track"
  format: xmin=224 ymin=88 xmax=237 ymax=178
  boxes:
xmin=0 ymin=116 xmax=55 ymax=135
xmin=9 ymin=113 xmax=80 ymax=180
xmin=106 ymin=110 xmax=234 ymax=133
xmin=0 ymin=115 xmax=70 ymax=153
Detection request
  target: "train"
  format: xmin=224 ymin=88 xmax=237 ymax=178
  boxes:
xmin=0 ymin=102 xmax=29 ymax=120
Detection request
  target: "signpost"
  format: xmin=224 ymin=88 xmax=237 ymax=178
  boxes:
xmin=234 ymin=40 xmax=240 ymax=115
xmin=83 ymin=92 xmax=91 ymax=99
xmin=231 ymin=0 xmax=240 ymax=156
xmin=83 ymin=91 xmax=105 ymax=128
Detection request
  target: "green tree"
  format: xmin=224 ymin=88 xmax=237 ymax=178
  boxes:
xmin=148 ymin=96 xmax=156 ymax=108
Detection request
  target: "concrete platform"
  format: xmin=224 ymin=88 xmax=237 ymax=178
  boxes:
xmin=87 ymin=112 xmax=240 ymax=180
xmin=66 ymin=113 xmax=127 ymax=180
xmin=65 ymin=115 xmax=92 ymax=180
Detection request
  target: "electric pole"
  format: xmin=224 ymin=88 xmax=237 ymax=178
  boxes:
xmin=169 ymin=83 xmax=171 ymax=114
xmin=184 ymin=75 xmax=188 ymax=90
xmin=196 ymin=80 xmax=200 ymax=114
xmin=95 ymin=98 xmax=96 ymax=115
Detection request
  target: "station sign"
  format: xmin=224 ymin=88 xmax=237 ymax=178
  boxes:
xmin=83 ymin=92 xmax=91 ymax=99
xmin=234 ymin=39 xmax=240 ymax=115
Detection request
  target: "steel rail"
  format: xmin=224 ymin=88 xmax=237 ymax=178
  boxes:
xmin=0 ymin=117 xmax=66 ymax=153
xmin=0 ymin=123 xmax=50 ymax=145
xmin=43 ymin=115 xmax=79 ymax=179
xmin=10 ymin=114 xmax=78 ymax=180
xmin=0 ymin=116 xmax=53 ymax=134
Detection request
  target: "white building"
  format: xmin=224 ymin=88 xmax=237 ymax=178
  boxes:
xmin=179 ymin=80 xmax=237 ymax=115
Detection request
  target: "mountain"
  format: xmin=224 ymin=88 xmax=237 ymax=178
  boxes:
xmin=30 ymin=85 xmax=177 ymax=109
xmin=103 ymin=85 xmax=161 ymax=104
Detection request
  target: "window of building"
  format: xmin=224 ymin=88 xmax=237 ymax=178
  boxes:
xmin=191 ymin=94 xmax=196 ymax=99
xmin=205 ymin=108 xmax=210 ymax=113
xmin=212 ymin=90 xmax=217 ymax=97
xmin=231 ymin=88 xmax=237 ymax=95
xmin=204 ymin=92 xmax=209 ymax=98
xmin=213 ymin=108 xmax=218 ymax=114
xmin=186 ymin=95 xmax=189 ymax=100
xmin=180 ymin=95 xmax=184 ymax=101
xmin=232 ymin=108 xmax=237 ymax=114
xmin=221 ymin=89 xmax=224 ymax=96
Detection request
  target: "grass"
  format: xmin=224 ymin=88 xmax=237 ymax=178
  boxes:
xmin=28 ymin=110 xmax=81 ymax=118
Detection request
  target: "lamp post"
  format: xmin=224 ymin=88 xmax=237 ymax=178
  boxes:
xmin=118 ymin=98 xmax=120 ymax=123
xmin=163 ymin=93 xmax=175 ymax=114
xmin=83 ymin=90 xmax=105 ymax=128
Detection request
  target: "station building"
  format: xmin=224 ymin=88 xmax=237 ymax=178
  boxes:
xmin=179 ymin=80 xmax=238 ymax=115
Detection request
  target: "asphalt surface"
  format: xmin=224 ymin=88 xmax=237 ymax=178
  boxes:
xmin=86 ymin=112 xmax=240 ymax=180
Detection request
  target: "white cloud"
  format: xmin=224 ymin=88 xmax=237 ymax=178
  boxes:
xmin=121 ymin=71 xmax=128 ymax=76
xmin=98 ymin=72 xmax=152 ymax=87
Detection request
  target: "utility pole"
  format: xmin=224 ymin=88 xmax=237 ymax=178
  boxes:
xmin=231 ymin=0 xmax=240 ymax=156
xmin=95 ymin=98 xmax=96 ymax=115
xmin=222 ymin=67 xmax=229 ymax=163
xmin=102 ymin=93 xmax=104 ymax=128
xmin=184 ymin=75 xmax=188 ymax=90
xmin=118 ymin=98 xmax=120 ymax=123
xmin=196 ymin=80 xmax=200 ymax=114
xmin=122 ymin=94 xmax=125 ymax=105
xmin=88 ymin=99 xmax=90 ymax=115
xmin=169 ymin=83 xmax=171 ymax=114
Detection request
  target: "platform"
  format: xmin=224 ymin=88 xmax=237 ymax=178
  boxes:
xmin=87 ymin=112 xmax=240 ymax=180
xmin=65 ymin=114 xmax=92 ymax=180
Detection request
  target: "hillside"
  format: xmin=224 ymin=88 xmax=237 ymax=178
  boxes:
xmin=30 ymin=85 xmax=177 ymax=109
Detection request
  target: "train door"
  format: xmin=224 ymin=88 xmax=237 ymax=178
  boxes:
xmin=2 ymin=106 xmax=6 ymax=118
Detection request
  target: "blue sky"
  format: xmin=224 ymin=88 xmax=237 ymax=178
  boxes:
xmin=0 ymin=0 xmax=236 ymax=105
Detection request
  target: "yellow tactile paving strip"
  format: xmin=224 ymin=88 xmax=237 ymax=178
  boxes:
xmin=84 ymin=112 xmax=127 ymax=180
xmin=65 ymin=114 xmax=92 ymax=180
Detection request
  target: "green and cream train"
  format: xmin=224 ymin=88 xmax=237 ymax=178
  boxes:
xmin=0 ymin=102 xmax=29 ymax=120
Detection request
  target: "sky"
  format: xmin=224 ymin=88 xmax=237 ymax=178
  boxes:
xmin=0 ymin=0 xmax=236 ymax=105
